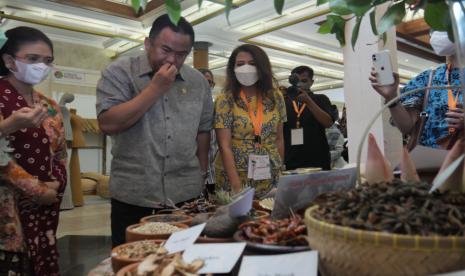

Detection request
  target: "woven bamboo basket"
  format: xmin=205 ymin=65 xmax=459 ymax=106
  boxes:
xmin=305 ymin=206 xmax=465 ymax=276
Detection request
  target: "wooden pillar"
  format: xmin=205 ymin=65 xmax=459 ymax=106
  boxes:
xmin=193 ymin=41 xmax=212 ymax=69
xmin=69 ymin=109 xmax=86 ymax=206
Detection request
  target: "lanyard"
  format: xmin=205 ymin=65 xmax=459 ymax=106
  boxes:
xmin=292 ymin=100 xmax=306 ymax=128
xmin=240 ymin=91 xmax=263 ymax=145
xmin=447 ymin=64 xmax=460 ymax=134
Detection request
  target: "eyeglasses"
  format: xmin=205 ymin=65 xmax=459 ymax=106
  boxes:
xmin=15 ymin=54 xmax=54 ymax=66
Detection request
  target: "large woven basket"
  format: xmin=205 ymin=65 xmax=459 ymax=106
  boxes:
xmin=305 ymin=206 xmax=465 ymax=276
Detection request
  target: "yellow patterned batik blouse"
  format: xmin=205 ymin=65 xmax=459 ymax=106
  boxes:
xmin=214 ymin=89 xmax=286 ymax=195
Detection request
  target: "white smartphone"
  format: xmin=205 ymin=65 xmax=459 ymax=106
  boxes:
xmin=372 ymin=50 xmax=395 ymax=86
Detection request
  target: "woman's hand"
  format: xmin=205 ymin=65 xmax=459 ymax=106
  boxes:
xmin=44 ymin=180 xmax=60 ymax=191
xmin=446 ymin=104 xmax=465 ymax=130
xmin=11 ymin=105 xmax=48 ymax=129
xmin=35 ymin=188 xmax=58 ymax=205
xmin=369 ymin=68 xmax=400 ymax=102
xmin=231 ymin=181 xmax=242 ymax=195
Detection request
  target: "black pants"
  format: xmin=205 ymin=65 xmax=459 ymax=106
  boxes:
xmin=110 ymin=198 xmax=164 ymax=248
xmin=110 ymin=197 xmax=200 ymax=247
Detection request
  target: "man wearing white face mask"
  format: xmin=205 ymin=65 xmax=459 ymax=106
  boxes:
xmin=370 ymin=31 xmax=463 ymax=149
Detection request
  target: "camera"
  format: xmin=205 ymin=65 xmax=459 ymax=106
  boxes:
xmin=288 ymin=73 xmax=300 ymax=87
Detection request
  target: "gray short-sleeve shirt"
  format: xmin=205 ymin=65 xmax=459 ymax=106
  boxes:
xmin=96 ymin=54 xmax=213 ymax=207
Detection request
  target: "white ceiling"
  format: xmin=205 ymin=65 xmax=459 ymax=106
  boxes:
xmin=0 ymin=0 xmax=440 ymax=99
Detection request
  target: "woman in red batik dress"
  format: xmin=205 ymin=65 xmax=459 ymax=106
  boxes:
xmin=0 ymin=26 xmax=66 ymax=276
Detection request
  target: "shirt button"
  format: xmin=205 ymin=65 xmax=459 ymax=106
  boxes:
xmin=164 ymin=173 xmax=167 ymax=177
xmin=166 ymin=116 xmax=170 ymax=120
xmin=167 ymin=135 xmax=171 ymax=139
xmin=164 ymin=98 xmax=168 ymax=102
xmin=166 ymin=155 xmax=170 ymax=159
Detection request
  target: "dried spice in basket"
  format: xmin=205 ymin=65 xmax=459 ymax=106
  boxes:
xmin=238 ymin=215 xmax=307 ymax=246
xmin=313 ymin=180 xmax=465 ymax=236
xmin=114 ymin=240 xmax=163 ymax=259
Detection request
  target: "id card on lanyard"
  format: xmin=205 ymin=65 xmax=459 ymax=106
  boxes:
xmin=291 ymin=100 xmax=305 ymax=146
xmin=240 ymin=91 xmax=271 ymax=180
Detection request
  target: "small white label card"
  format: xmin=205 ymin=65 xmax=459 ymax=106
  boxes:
xmin=247 ymin=154 xmax=271 ymax=180
xmin=238 ymin=251 xmax=318 ymax=276
xmin=183 ymin=243 xmax=246 ymax=274
xmin=228 ymin=187 xmax=255 ymax=218
xmin=164 ymin=223 xmax=206 ymax=254
xmin=291 ymin=128 xmax=304 ymax=145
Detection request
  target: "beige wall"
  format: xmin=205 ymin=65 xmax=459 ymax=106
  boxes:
xmin=36 ymin=40 xmax=114 ymax=97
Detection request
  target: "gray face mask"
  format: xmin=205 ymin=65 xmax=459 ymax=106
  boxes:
xmin=297 ymin=82 xmax=310 ymax=91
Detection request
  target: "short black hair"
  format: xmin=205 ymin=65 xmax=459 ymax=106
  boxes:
xmin=149 ymin=14 xmax=195 ymax=45
xmin=291 ymin=65 xmax=314 ymax=80
xmin=0 ymin=26 xmax=53 ymax=76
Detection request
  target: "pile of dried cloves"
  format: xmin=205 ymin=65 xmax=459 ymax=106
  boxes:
xmin=313 ymin=179 xmax=465 ymax=236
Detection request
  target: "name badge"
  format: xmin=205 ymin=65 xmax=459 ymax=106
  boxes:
xmin=291 ymin=128 xmax=304 ymax=145
xmin=247 ymin=154 xmax=271 ymax=180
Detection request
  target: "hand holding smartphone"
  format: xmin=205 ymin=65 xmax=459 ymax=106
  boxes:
xmin=372 ymin=50 xmax=395 ymax=86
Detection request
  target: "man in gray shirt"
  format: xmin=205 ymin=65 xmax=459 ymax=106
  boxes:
xmin=96 ymin=14 xmax=213 ymax=247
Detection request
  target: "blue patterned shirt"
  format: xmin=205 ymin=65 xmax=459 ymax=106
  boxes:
xmin=400 ymin=64 xmax=462 ymax=148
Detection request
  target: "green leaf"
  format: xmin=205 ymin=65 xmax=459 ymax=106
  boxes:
xmin=131 ymin=0 xmax=141 ymax=13
xmin=198 ymin=0 xmax=203 ymax=8
xmin=378 ymin=2 xmax=406 ymax=34
xmin=225 ymin=0 xmax=233 ymax=24
xmin=166 ymin=0 xmax=181 ymax=25
xmin=424 ymin=1 xmax=450 ymax=31
xmin=369 ymin=9 xmax=378 ymax=35
xmin=343 ymin=0 xmax=372 ymax=16
xmin=382 ymin=32 xmax=387 ymax=45
xmin=317 ymin=0 xmax=329 ymax=5
xmin=318 ymin=19 xmax=334 ymax=34
xmin=351 ymin=16 xmax=363 ymax=50
xmin=274 ymin=0 xmax=285 ymax=15
xmin=329 ymin=0 xmax=353 ymax=15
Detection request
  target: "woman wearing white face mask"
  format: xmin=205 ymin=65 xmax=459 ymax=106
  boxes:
xmin=369 ymin=31 xmax=463 ymax=150
xmin=0 ymin=26 xmax=66 ymax=276
xmin=214 ymin=44 xmax=286 ymax=195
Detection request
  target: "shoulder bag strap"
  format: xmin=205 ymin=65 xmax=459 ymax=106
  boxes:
xmin=413 ymin=69 xmax=434 ymax=146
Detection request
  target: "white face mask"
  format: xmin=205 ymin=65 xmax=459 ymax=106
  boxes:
xmin=11 ymin=60 xmax=51 ymax=85
xmin=234 ymin=64 xmax=258 ymax=86
xmin=430 ymin=31 xmax=456 ymax=56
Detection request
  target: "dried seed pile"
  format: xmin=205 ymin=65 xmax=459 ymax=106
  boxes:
xmin=313 ymin=180 xmax=465 ymax=236
xmin=126 ymin=247 xmax=203 ymax=276
xmin=180 ymin=199 xmax=216 ymax=214
xmin=114 ymin=240 xmax=162 ymax=259
xmin=132 ymin=222 xmax=181 ymax=234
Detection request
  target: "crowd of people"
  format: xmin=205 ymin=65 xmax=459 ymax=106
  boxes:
xmin=0 ymin=12 xmax=461 ymax=276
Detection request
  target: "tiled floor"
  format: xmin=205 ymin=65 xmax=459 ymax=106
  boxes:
xmin=57 ymin=196 xmax=112 ymax=275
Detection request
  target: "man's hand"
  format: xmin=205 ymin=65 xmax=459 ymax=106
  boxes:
xmin=369 ymin=68 xmax=400 ymax=102
xmin=446 ymin=104 xmax=465 ymax=130
xmin=10 ymin=105 xmax=48 ymax=129
xmin=296 ymin=88 xmax=313 ymax=104
xmin=36 ymin=188 xmax=58 ymax=205
xmin=150 ymin=63 xmax=178 ymax=94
